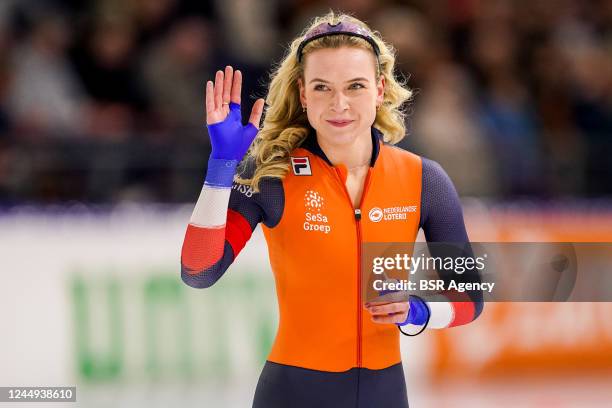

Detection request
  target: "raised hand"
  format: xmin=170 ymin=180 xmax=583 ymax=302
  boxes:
xmin=205 ymin=66 xmax=265 ymax=161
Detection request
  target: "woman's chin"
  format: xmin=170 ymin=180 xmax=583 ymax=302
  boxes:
xmin=319 ymin=124 xmax=364 ymax=144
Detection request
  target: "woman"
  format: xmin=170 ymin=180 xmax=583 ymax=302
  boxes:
xmin=181 ymin=11 xmax=483 ymax=408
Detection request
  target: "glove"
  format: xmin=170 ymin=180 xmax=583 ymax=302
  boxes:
xmin=397 ymin=295 xmax=430 ymax=326
xmin=208 ymin=102 xmax=259 ymax=161
xmin=205 ymin=102 xmax=259 ymax=187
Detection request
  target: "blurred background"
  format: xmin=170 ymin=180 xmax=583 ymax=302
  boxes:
xmin=0 ymin=0 xmax=611 ymax=407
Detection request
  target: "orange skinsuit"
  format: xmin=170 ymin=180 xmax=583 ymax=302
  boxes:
xmin=263 ymin=137 xmax=421 ymax=372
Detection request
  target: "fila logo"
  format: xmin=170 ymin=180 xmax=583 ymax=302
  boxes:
xmin=291 ymin=157 xmax=312 ymax=176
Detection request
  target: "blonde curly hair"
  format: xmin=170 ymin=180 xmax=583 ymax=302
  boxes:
xmin=236 ymin=10 xmax=413 ymax=192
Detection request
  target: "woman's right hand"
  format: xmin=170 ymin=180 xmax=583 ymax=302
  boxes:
xmin=205 ymin=66 xmax=265 ymax=161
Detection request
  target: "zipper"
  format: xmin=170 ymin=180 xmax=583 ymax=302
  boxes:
xmin=355 ymin=207 xmax=363 ymax=367
xmin=333 ymin=166 xmax=372 ymax=367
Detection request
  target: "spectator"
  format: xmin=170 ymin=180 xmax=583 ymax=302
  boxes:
xmin=71 ymin=16 xmax=147 ymax=139
xmin=7 ymin=11 xmax=87 ymax=138
xmin=409 ymin=63 xmax=500 ymax=198
xmin=140 ymin=17 xmax=213 ymax=137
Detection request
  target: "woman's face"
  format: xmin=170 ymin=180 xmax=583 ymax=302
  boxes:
xmin=298 ymin=46 xmax=384 ymax=147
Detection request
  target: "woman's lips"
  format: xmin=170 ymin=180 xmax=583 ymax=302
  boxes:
xmin=326 ymin=120 xmax=354 ymax=127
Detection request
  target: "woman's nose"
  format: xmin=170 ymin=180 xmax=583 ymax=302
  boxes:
xmin=330 ymin=91 xmax=349 ymax=111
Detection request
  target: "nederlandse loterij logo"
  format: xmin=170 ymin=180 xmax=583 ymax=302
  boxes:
xmin=369 ymin=207 xmax=383 ymax=222
xmin=291 ymin=157 xmax=312 ymax=176
xmin=368 ymin=205 xmax=418 ymax=222
xmin=303 ymin=190 xmax=331 ymax=233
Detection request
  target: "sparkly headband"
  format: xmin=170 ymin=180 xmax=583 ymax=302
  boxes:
xmin=296 ymin=21 xmax=381 ymax=63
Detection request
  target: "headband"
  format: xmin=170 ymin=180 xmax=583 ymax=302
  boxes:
xmin=297 ymin=20 xmax=381 ymax=63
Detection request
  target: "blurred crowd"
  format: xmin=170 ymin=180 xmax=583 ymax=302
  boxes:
xmin=0 ymin=0 xmax=610 ymax=203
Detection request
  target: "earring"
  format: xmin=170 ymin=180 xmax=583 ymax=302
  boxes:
xmin=302 ymin=106 xmax=307 ymax=112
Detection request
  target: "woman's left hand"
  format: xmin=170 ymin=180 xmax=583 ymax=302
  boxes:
xmin=364 ymin=301 xmax=409 ymax=324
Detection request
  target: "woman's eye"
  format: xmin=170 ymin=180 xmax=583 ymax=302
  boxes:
xmin=314 ymin=84 xmax=329 ymax=91
xmin=349 ymin=83 xmax=365 ymax=89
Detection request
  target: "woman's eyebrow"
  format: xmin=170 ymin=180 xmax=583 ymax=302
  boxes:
xmin=346 ymin=77 xmax=370 ymax=83
xmin=309 ymin=77 xmax=370 ymax=84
